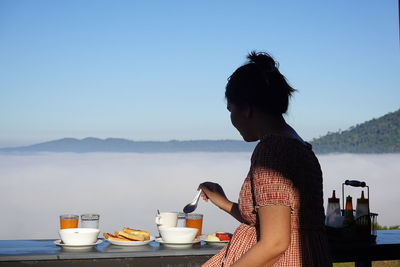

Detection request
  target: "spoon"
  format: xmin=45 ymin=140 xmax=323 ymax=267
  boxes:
xmin=183 ymin=189 xmax=203 ymax=213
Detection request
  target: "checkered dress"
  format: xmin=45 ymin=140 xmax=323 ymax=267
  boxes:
xmin=202 ymin=135 xmax=332 ymax=267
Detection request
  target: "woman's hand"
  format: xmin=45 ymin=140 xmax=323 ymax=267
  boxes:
xmin=198 ymin=182 xmax=232 ymax=212
xmin=199 ymin=182 xmax=245 ymax=223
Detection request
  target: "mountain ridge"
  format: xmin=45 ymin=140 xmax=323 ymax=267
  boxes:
xmin=0 ymin=138 xmax=257 ymax=153
xmin=310 ymin=108 xmax=400 ymax=153
xmin=1 ymin=109 xmax=398 ymax=154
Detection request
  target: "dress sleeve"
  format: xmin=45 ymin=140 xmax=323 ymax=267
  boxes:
xmin=252 ymin=167 xmax=295 ymax=211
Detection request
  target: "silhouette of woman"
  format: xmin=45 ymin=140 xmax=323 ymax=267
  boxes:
xmin=200 ymin=51 xmax=332 ymax=267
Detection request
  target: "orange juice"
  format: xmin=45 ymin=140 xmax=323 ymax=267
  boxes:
xmin=186 ymin=213 xmax=203 ymax=237
xmin=60 ymin=215 xmax=79 ymax=229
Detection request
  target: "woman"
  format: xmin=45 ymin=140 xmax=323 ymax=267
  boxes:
xmin=200 ymin=51 xmax=332 ymax=267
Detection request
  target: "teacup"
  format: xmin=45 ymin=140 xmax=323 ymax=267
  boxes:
xmin=155 ymin=212 xmax=178 ymax=229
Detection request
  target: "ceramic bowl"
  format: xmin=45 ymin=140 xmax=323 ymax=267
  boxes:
xmin=159 ymin=227 xmax=198 ymax=243
xmin=59 ymin=228 xmax=100 ymax=245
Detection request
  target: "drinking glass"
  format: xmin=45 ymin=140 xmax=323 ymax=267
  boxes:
xmin=177 ymin=212 xmax=186 ymax=227
xmin=185 ymin=213 xmax=203 ymax=237
xmin=81 ymin=214 xmax=100 ymax=228
xmin=59 ymin=214 xmax=79 ymax=229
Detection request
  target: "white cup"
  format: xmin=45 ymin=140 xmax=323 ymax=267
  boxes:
xmin=155 ymin=212 xmax=178 ymax=229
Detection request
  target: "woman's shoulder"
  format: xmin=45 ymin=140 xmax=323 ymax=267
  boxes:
xmin=261 ymin=134 xmax=310 ymax=146
xmin=251 ymin=134 xmax=315 ymax=166
xmin=255 ymin=134 xmax=308 ymax=151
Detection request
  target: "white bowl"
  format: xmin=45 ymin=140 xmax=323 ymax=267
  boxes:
xmin=59 ymin=228 xmax=100 ymax=245
xmin=159 ymin=227 xmax=198 ymax=243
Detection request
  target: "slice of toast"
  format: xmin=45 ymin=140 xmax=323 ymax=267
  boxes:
xmin=115 ymin=231 xmax=145 ymax=241
xmin=123 ymin=227 xmax=150 ymax=240
xmin=103 ymin=233 xmax=131 ymax=241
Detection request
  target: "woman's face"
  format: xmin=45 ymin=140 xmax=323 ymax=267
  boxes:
xmin=227 ymin=101 xmax=254 ymax=141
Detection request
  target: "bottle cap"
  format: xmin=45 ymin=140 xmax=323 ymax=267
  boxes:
xmin=357 ymin=191 xmax=369 ymax=204
xmin=328 ymin=190 xmax=339 ymax=203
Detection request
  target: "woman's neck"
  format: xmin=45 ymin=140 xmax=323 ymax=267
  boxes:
xmin=253 ymin=113 xmax=304 ymax=143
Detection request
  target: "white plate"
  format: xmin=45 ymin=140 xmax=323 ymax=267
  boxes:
xmin=54 ymin=239 xmax=103 ymax=248
xmin=201 ymin=235 xmax=231 ymax=245
xmin=107 ymin=236 xmax=155 ymax=246
xmin=156 ymin=237 xmax=200 ymax=247
xmin=202 ymin=239 xmax=230 ymax=244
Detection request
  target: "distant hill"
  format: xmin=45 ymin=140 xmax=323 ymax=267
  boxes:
xmin=0 ymin=137 xmax=256 ymax=153
xmin=310 ymin=109 xmax=400 ymax=154
xmin=1 ymin=109 xmax=398 ymax=154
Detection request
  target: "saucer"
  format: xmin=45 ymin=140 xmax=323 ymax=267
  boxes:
xmin=202 ymin=238 xmax=229 ymax=246
xmin=107 ymin=236 xmax=155 ymax=246
xmin=155 ymin=237 xmax=200 ymax=248
xmin=54 ymin=239 xmax=102 ymax=248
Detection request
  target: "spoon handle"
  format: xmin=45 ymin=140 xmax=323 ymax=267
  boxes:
xmin=194 ymin=189 xmax=202 ymax=204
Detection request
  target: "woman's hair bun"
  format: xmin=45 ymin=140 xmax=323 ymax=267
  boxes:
xmin=247 ymin=51 xmax=278 ymax=73
xmin=225 ymin=50 xmax=296 ymax=115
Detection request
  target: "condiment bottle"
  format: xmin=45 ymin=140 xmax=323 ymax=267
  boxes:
xmin=355 ymin=191 xmax=369 ymax=219
xmin=325 ymin=190 xmax=343 ymax=228
xmin=343 ymin=195 xmax=354 ymax=226
xmin=355 ymin=191 xmax=371 ymax=232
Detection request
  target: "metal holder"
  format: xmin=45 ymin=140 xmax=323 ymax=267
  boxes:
xmin=327 ymin=179 xmax=378 ymax=243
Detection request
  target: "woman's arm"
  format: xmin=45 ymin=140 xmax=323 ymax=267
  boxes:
xmin=231 ymin=205 xmax=291 ymax=267
xmin=199 ymin=182 xmax=245 ymax=223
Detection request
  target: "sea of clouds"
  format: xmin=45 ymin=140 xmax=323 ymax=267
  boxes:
xmin=0 ymin=152 xmax=399 ymax=240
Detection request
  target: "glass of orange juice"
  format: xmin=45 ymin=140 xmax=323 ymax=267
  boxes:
xmin=185 ymin=213 xmax=203 ymax=237
xmin=60 ymin=214 xmax=79 ymax=229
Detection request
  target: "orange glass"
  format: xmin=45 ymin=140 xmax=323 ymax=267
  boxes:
xmin=185 ymin=213 xmax=203 ymax=237
xmin=60 ymin=215 xmax=79 ymax=229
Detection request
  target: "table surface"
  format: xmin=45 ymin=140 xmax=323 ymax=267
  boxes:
xmin=1 ymin=230 xmax=399 ymax=262
xmin=0 ymin=238 xmax=222 ymax=262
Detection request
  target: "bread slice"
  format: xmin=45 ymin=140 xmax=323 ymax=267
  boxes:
xmin=115 ymin=231 xmax=146 ymax=241
xmin=103 ymin=233 xmax=131 ymax=241
xmin=123 ymin=227 xmax=150 ymax=240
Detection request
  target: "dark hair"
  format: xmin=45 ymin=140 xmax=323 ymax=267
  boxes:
xmin=225 ymin=51 xmax=296 ymax=114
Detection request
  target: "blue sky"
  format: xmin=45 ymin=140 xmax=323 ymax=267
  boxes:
xmin=0 ymin=0 xmax=399 ymax=146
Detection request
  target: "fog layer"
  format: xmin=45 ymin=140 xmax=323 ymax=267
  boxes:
xmin=0 ymin=152 xmax=399 ymax=239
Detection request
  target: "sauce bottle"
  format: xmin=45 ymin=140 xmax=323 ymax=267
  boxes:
xmin=343 ymin=195 xmax=354 ymax=226
xmin=325 ymin=190 xmax=343 ymax=228
xmin=355 ymin=191 xmax=371 ymax=233
xmin=355 ymin=191 xmax=369 ymax=219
